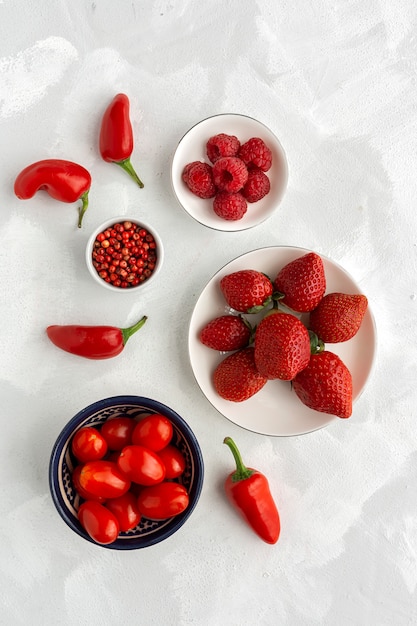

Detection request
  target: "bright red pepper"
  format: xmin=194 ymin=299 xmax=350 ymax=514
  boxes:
xmin=14 ymin=159 xmax=91 ymax=228
xmin=99 ymin=93 xmax=144 ymax=188
xmin=223 ymin=437 xmax=280 ymax=544
xmin=46 ymin=315 xmax=147 ymax=359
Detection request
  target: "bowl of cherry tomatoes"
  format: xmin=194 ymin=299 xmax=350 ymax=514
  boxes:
xmin=85 ymin=217 xmax=164 ymax=292
xmin=49 ymin=396 xmax=204 ymax=549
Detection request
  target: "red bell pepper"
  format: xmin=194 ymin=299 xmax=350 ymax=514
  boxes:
xmin=223 ymin=437 xmax=280 ymax=544
xmin=46 ymin=315 xmax=147 ymax=359
xmin=14 ymin=159 xmax=91 ymax=228
xmin=99 ymin=93 xmax=144 ymax=188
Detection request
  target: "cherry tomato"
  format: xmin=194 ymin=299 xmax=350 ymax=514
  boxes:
xmin=78 ymin=500 xmax=120 ymax=545
xmin=71 ymin=426 xmax=108 ymax=463
xmin=71 ymin=464 xmax=106 ymax=502
xmin=105 ymin=492 xmax=141 ymax=531
xmin=78 ymin=460 xmax=131 ymax=499
xmin=156 ymin=445 xmax=186 ymax=479
xmin=117 ymin=445 xmax=166 ymax=485
xmin=131 ymin=414 xmax=173 ymax=451
xmin=137 ymin=482 xmax=189 ymax=520
xmin=100 ymin=416 xmax=135 ymax=450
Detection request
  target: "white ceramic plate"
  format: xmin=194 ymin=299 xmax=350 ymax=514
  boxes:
xmin=188 ymin=246 xmax=377 ymax=436
xmin=171 ymin=114 xmax=288 ymax=231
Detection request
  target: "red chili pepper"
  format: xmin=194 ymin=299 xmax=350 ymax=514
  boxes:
xmin=99 ymin=93 xmax=144 ymax=188
xmin=46 ymin=315 xmax=147 ymax=359
xmin=223 ymin=437 xmax=280 ymax=544
xmin=14 ymin=159 xmax=91 ymax=228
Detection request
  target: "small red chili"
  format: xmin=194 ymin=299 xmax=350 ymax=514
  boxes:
xmin=223 ymin=437 xmax=281 ymax=544
xmin=46 ymin=315 xmax=147 ymax=359
xmin=14 ymin=159 xmax=91 ymax=228
xmin=99 ymin=93 xmax=144 ymax=188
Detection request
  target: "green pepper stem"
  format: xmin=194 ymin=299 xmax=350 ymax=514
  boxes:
xmin=77 ymin=191 xmax=89 ymax=228
xmin=223 ymin=437 xmax=254 ymax=482
xmin=116 ymin=158 xmax=144 ymax=188
xmin=121 ymin=315 xmax=148 ymax=346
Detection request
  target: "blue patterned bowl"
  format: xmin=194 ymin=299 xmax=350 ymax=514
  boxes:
xmin=49 ymin=396 xmax=204 ymax=549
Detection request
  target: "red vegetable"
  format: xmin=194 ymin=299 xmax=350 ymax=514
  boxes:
xmin=223 ymin=437 xmax=280 ymax=544
xmin=137 ymin=482 xmax=189 ymax=520
xmin=105 ymin=492 xmax=141 ymax=532
xmin=71 ymin=465 xmax=106 ymax=502
xmin=117 ymin=445 xmax=166 ymax=486
xmin=71 ymin=426 xmax=108 ymax=463
xmin=14 ymin=159 xmax=91 ymax=228
xmin=99 ymin=93 xmax=144 ymax=188
xmin=78 ymin=501 xmax=120 ymax=545
xmin=131 ymin=414 xmax=173 ymax=451
xmin=78 ymin=460 xmax=131 ymax=499
xmin=156 ymin=445 xmax=186 ymax=479
xmin=46 ymin=315 xmax=147 ymax=360
xmin=100 ymin=417 xmax=135 ymax=451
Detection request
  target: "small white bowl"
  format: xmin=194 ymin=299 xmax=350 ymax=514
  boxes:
xmin=86 ymin=216 xmax=164 ymax=293
xmin=171 ymin=113 xmax=289 ymax=232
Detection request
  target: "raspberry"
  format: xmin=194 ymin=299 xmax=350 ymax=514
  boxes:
xmin=206 ymin=133 xmax=240 ymax=163
xmin=182 ymin=161 xmax=216 ymax=199
xmin=212 ymin=157 xmax=248 ymax=193
xmin=182 ymin=161 xmax=200 ymax=184
xmin=213 ymin=192 xmax=247 ymax=221
xmin=241 ymin=169 xmax=271 ymax=203
xmin=238 ymin=137 xmax=272 ymax=172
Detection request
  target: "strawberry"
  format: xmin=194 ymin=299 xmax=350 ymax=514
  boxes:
xmin=199 ymin=315 xmax=253 ymax=351
xmin=220 ymin=269 xmax=273 ymax=313
xmin=292 ymin=351 xmax=353 ymax=418
xmin=213 ymin=347 xmax=268 ymax=402
xmin=309 ymin=292 xmax=368 ymax=343
xmin=273 ymin=252 xmax=326 ymax=312
xmin=254 ymin=311 xmax=311 ymax=380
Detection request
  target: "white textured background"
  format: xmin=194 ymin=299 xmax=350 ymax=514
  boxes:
xmin=1 ymin=1 xmax=417 ymax=624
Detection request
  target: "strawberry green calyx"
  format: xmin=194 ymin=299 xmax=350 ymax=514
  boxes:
xmin=309 ymin=330 xmax=325 ymax=354
xmin=246 ymin=296 xmax=272 ymax=314
xmin=240 ymin=315 xmax=257 ymax=344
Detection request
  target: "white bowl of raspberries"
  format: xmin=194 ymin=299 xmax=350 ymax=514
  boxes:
xmin=171 ymin=114 xmax=288 ymax=231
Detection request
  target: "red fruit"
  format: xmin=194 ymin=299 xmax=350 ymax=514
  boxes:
xmin=156 ymin=445 xmax=186 ymax=479
xmin=182 ymin=161 xmax=200 ymax=184
xmin=104 ymin=492 xmax=141 ymax=532
xmin=182 ymin=161 xmax=216 ymax=198
xmin=212 ymin=157 xmax=248 ymax=193
xmin=213 ymin=192 xmax=247 ymax=220
xmin=292 ymin=351 xmax=353 ymax=418
xmin=238 ymin=137 xmax=272 ymax=172
xmin=254 ymin=311 xmax=311 ymax=380
xmin=273 ymin=252 xmax=326 ymax=312
xmin=220 ymin=269 xmax=273 ymax=313
xmin=213 ymin=347 xmax=268 ymax=402
xmin=117 ymin=445 xmax=166 ymax=486
xmin=206 ymin=133 xmax=240 ymax=163
xmin=199 ymin=315 xmax=252 ymax=351
xmin=241 ymin=169 xmax=270 ymax=203
xmin=78 ymin=501 xmax=120 ymax=545
xmin=71 ymin=426 xmax=108 ymax=463
xmin=309 ymin=293 xmax=368 ymax=343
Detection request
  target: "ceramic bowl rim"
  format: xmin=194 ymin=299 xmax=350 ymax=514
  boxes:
xmin=85 ymin=217 xmax=164 ymax=293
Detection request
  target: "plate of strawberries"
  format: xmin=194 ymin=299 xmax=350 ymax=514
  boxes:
xmin=188 ymin=246 xmax=376 ymax=436
xmin=171 ymin=114 xmax=288 ymax=231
